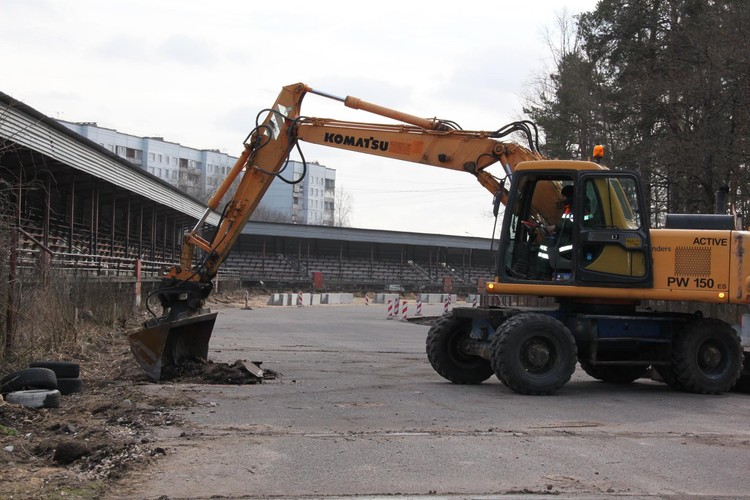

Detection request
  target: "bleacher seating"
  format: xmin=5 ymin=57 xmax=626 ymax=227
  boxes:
xmin=222 ymin=250 xmax=488 ymax=289
xmin=13 ymin=206 xmax=491 ymax=290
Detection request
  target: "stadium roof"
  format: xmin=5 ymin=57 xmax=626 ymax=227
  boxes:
xmin=0 ymin=90 xmax=219 ymax=226
xmin=242 ymin=221 xmax=493 ymax=250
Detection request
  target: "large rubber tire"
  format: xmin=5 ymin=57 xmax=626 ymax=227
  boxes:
xmin=57 ymin=378 xmax=84 ymax=396
xmin=426 ymin=315 xmax=493 ymax=384
xmin=579 ymin=361 xmax=648 ymax=384
xmin=1 ymin=368 xmax=57 ymax=394
xmin=672 ymin=319 xmax=742 ymax=394
xmin=29 ymin=361 xmax=80 ymax=379
xmin=491 ymin=313 xmax=577 ymax=395
xmin=731 ymin=353 xmax=750 ymax=393
xmin=5 ymin=389 xmax=61 ymax=409
xmin=653 ymin=365 xmax=684 ymax=391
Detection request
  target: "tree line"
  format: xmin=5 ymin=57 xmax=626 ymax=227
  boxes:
xmin=524 ymin=0 xmax=749 ymax=226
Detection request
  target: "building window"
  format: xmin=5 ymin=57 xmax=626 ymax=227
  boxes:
xmin=149 ymin=153 xmax=155 ymax=161
xmin=173 ymin=157 xmax=177 ymax=166
xmin=158 ymin=154 xmax=163 ymax=163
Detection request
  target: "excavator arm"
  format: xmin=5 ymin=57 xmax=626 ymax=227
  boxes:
xmin=128 ymin=82 xmax=544 ymax=381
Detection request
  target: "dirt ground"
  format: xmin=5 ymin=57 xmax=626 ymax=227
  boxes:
xmin=0 ymin=291 xmax=275 ymax=498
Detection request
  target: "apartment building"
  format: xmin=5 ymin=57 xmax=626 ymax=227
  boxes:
xmin=59 ymin=120 xmax=235 ymax=199
xmin=59 ymin=121 xmax=336 ymax=224
xmin=259 ymin=160 xmax=337 ymax=225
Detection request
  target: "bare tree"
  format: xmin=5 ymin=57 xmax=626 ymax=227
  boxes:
xmin=334 ymin=185 xmax=353 ymax=227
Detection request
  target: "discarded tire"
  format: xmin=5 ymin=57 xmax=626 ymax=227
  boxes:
xmin=57 ymin=377 xmax=84 ymax=396
xmin=29 ymin=361 xmax=80 ymax=379
xmin=5 ymin=389 xmax=61 ymax=409
xmin=1 ymin=368 xmax=58 ymax=394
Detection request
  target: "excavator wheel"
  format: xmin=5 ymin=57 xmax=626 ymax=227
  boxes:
xmin=731 ymin=353 xmax=750 ymax=393
xmin=491 ymin=313 xmax=577 ymax=395
xmin=672 ymin=319 xmax=742 ymax=394
xmin=652 ymin=365 xmax=684 ymax=391
xmin=579 ymin=361 xmax=648 ymax=384
xmin=426 ymin=315 xmax=493 ymax=384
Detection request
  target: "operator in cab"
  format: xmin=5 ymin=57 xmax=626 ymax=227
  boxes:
xmin=537 ymin=184 xmax=582 ymax=280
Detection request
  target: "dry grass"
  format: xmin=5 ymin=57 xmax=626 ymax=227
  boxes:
xmin=0 ymin=268 xmax=142 ymax=376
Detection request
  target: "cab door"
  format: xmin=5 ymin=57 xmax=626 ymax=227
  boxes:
xmin=575 ymin=171 xmax=652 ymax=287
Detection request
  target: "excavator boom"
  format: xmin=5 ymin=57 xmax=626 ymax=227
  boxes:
xmin=127 ymin=82 xmax=543 ymax=381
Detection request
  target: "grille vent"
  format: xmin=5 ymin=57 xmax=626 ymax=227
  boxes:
xmin=674 ymin=246 xmax=711 ymax=276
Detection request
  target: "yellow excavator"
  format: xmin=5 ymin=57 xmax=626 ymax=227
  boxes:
xmin=128 ymin=82 xmax=750 ymax=395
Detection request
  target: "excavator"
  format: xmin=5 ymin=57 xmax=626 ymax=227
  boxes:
xmin=127 ymin=82 xmax=750 ymax=395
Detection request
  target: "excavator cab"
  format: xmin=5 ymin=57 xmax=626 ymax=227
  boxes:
xmin=499 ymin=165 xmax=652 ymax=287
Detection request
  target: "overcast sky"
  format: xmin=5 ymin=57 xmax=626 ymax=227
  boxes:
xmin=2 ymin=0 xmax=599 ymax=237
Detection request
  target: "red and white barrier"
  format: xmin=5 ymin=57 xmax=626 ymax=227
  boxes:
xmin=472 ymin=295 xmax=478 ymax=308
xmin=443 ymin=295 xmax=451 ymax=313
xmin=416 ymin=296 xmax=422 ymax=316
xmin=297 ymin=290 xmax=303 ymax=307
xmin=365 ymin=293 xmax=370 ymax=306
xmin=401 ymin=300 xmax=408 ymax=321
xmin=387 ymin=299 xmax=394 ymax=319
xmin=394 ymin=297 xmax=401 ymax=318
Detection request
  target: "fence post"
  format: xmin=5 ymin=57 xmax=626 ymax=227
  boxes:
xmin=134 ymin=259 xmax=142 ymax=308
xmin=5 ymin=228 xmax=17 ymax=353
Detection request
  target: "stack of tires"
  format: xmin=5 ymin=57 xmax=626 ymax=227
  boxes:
xmin=0 ymin=361 xmax=82 ymax=409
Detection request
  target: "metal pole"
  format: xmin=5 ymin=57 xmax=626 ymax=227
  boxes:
xmin=6 ymin=227 xmax=17 ymax=353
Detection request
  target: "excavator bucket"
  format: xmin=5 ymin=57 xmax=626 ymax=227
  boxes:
xmin=127 ymin=311 xmax=218 ymax=381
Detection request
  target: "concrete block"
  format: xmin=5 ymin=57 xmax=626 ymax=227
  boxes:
xmin=310 ymin=294 xmax=321 ymax=305
xmin=440 ymin=294 xmax=458 ymax=304
xmin=322 ymin=293 xmax=339 ymax=304
xmin=377 ymin=293 xmax=400 ymax=305
xmin=295 ymin=293 xmax=311 ymax=306
xmin=419 ymin=293 xmax=443 ymax=304
xmin=267 ymin=293 xmax=287 ymax=306
xmin=287 ymin=293 xmax=308 ymax=306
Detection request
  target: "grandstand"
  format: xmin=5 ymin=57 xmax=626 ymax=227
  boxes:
xmin=0 ymin=90 xmax=495 ymax=293
xmin=225 ymin=221 xmax=494 ymax=291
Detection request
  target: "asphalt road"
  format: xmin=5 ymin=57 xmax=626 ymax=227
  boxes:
xmin=121 ymin=302 xmax=750 ymax=499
